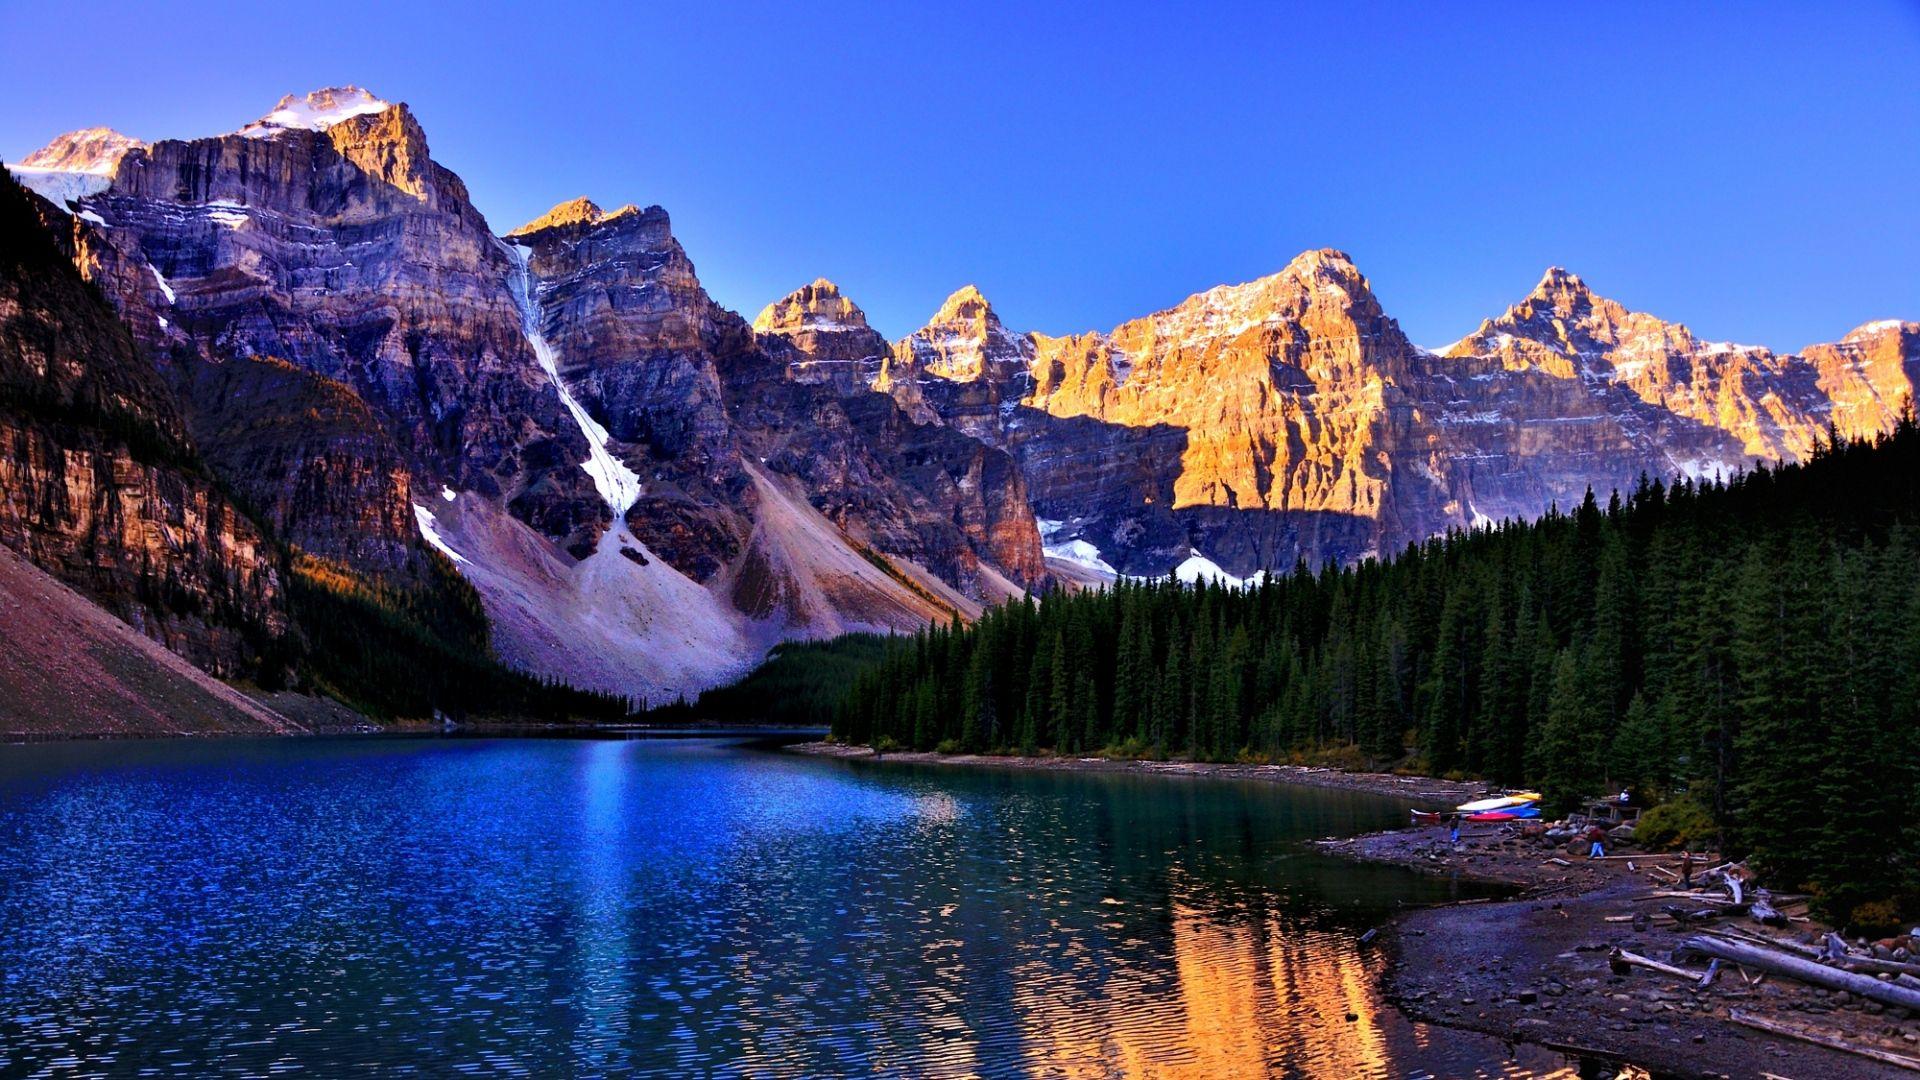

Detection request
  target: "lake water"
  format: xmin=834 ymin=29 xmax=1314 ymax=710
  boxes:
xmin=0 ymin=736 xmax=1578 ymax=1077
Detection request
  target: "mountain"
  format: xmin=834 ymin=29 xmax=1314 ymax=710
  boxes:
xmin=8 ymin=89 xmax=1045 ymax=703
xmin=885 ymin=253 xmax=1918 ymax=578
xmin=6 ymin=85 xmax=1913 ymax=711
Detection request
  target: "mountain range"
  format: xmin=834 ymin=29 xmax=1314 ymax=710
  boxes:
xmin=5 ymin=86 xmax=1914 ymax=710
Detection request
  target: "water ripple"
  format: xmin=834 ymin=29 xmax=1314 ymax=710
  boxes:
xmin=0 ymin=738 xmax=1575 ymax=1077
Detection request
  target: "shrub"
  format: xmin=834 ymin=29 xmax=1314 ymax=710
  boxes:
xmin=1313 ymin=745 xmax=1374 ymax=768
xmin=1844 ymin=899 xmax=1903 ymax=937
xmin=1635 ymin=796 xmax=1718 ymax=851
xmin=1103 ymin=736 xmax=1154 ymax=761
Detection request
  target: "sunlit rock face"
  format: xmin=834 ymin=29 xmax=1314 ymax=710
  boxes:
xmin=753 ymin=278 xmax=889 ymax=395
xmin=882 ymin=285 xmax=1037 ymax=444
xmin=896 ymin=255 xmax=1918 ymax=578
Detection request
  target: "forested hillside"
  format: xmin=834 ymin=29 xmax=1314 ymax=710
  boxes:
xmin=834 ymin=419 xmax=1920 ymax=926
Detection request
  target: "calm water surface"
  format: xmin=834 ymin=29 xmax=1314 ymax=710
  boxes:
xmin=0 ymin=736 xmax=1577 ymax=1077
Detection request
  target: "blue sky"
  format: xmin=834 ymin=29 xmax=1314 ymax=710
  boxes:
xmin=4 ymin=1 xmax=1916 ymax=349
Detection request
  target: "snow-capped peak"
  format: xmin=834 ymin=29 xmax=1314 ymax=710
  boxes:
xmin=8 ymin=128 xmax=145 ymax=207
xmin=1845 ymin=318 xmax=1913 ymax=341
xmin=239 ymin=87 xmax=391 ymax=139
xmin=17 ymin=128 xmax=145 ymax=175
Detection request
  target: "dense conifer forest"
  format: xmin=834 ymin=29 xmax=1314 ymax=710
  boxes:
xmin=833 ymin=420 xmax=1920 ymax=926
xmin=288 ymin=551 xmax=634 ymax=723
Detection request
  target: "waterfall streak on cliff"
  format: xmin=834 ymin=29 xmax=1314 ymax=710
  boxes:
xmin=503 ymin=242 xmax=643 ymax=517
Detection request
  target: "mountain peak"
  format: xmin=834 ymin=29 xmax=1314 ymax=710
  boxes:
xmin=1531 ymin=266 xmax=1590 ymax=297
xmin=1288 ymin=247 xmax=1357 ymax=273
xmin=17 ymin=128 xmax=145 ymax=175
xmin=239 ymin=86 xmax=393 ymax=139
xmin=932 ymin=284 xmax=997 ymax=326
xmin=506 ymin=197 xmax=645 ymax=238
xmin=1844 ymin=319 xmax=1917 ymax=342
xmin=753 ymin=278 xmax=871 ymax=334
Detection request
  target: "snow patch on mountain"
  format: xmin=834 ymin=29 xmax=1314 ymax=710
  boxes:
xmin=148 ymin=264 xmax=175 ymax=304
xmin=240 ymin=87 xmax=391 ymax=139
xmin=6 ymin=167 xmax=110 ymax=208
xmin=411 ymin=505 xmax=469 ymax=564
xmin=504 ymin=241 xmax=644 ymax=517
xmin=1043 ymin=538 xmax=1118 ymax=577
xmin=1174 ymin=551 xmax=1261 ymax=588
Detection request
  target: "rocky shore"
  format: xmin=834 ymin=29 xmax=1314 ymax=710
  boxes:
xmin=1331 ymin=821 xmax=1915 ymax=1078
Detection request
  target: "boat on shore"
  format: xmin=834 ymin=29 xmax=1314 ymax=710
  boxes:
xmin=1454 ymin=791 xmax=1541 ymax=814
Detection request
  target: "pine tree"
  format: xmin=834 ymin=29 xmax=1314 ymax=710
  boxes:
xmin=1537 ymin=647 xmax=1597 ymax=814
xmin=1047 ymin=630 xmax=1073 ymax=751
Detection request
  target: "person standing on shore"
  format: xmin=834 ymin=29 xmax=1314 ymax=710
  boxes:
xmin=1449 ymin=814 xmax=1461 ymax=845
xmin=1586 ymin=823 xmax=1607 ymax=859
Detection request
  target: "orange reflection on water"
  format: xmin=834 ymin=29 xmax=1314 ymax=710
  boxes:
xmin=1008 ymin=889 xmax=1579 ymax=1079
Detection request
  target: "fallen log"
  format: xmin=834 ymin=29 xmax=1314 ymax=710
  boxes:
xmin=1645 ymin=890 xmax=1738 ymax=905
xmin=1698 ymin=957 xmax=1721 ymax=989
xmin=1664 ymin=904 xmax=1723 ymax=927
xmin=1749 ymin=892 xmax=1786 ymax=928
xmin=1830 ymin=952 xmax=1920 ymax=980
xmin=1679 ymin=936 xmax=1920 ymax=1012
xmin=1714 ymin=869 xmax=1744 ymax=905
xmin=1703 ymin=926 xmax=1823 ymax=959
xmin=1611 ymin=947 xmax=1706 ymax=983
xmin=1726 ymin=1008 xmax=1920 ymax=1073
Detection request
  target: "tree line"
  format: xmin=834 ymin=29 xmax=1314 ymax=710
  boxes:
xmin=833 ymin=418 xmax=1920 ymax=928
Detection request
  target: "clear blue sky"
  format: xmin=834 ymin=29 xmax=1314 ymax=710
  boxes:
xmin=4 ymin=1 xmax=1917 ymax=349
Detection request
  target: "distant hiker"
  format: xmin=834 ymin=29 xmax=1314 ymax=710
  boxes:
xmin=1449 ymin=815 xmax=1461 ymax=845
xmin=1586 ymin=823 xmax=1607 ymax=860
xmin=1618 ymin=789 xmax=1630 ymax=805
xmin=1680 ymin=850 xmax=1694 ymax=887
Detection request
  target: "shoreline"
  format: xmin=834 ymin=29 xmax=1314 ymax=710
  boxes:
xmin=797 ymin=741 xmax=1913 ymax=1079
xmin=785 ymin=740 xmax=1490 ymax=805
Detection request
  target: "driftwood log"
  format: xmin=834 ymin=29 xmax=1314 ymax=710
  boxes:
xmin=1679 ymin=935 xmax=1920 ymax=1012
xmin=1704 ymin=926 xmax=1823 ymax=959
xmin=1611 ymin=947 xmax=1701 ymax=982
xmin=1727 ymin=1008 xmax=1920 ymax=1073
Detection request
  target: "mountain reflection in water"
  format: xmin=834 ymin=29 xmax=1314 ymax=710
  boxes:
xmin=0 ymin=736 xmax=1583 ymax=1077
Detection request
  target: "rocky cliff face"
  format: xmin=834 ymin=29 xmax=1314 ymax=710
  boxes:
xmin=64 ymin=89 xmax=605 ymax=559
xmin=752 ymin=278 xmax=887 ymax=395
xmin=0 ymin=172 xmax=286 ymax=677
xmin=173 ymin=354 xmax=419 ymax=575
xmin=510 ymin=204 xmax=1047 ymax=599
xmin=9 ymin=91 xmax=1047 ymax=701
xmin=893 ymin=254 xmax=1918 ymax=578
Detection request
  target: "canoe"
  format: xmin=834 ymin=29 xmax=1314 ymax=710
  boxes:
xmin=1455 ymin=791 xmax=1541 ymax=813
xmin=1467 ymin=805 xmax=1541 ymax=822
xmin=1410 ymin=810 xmax=1445 ymax=825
